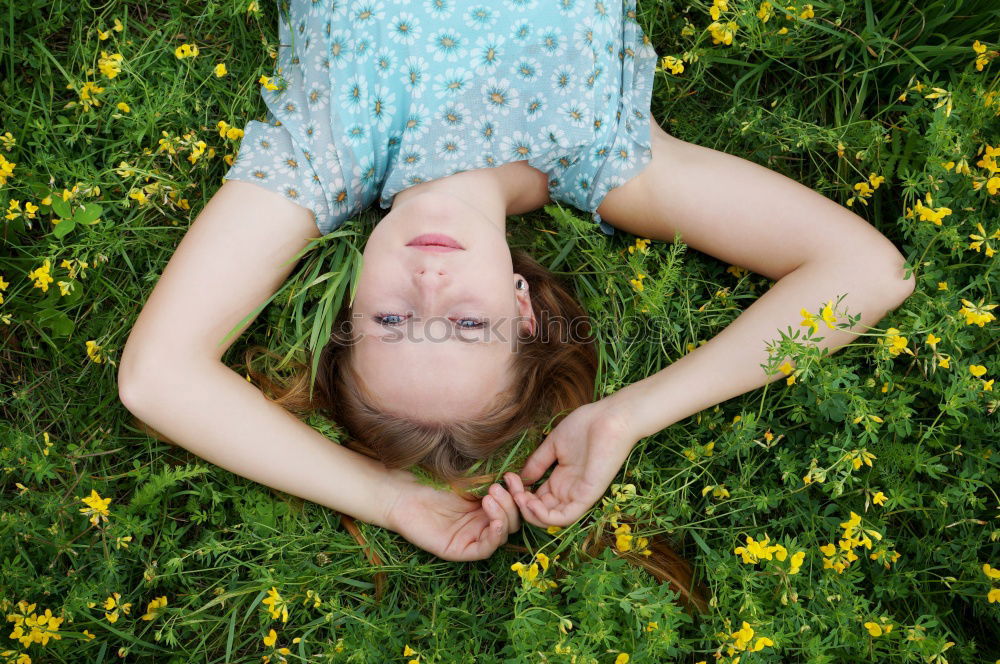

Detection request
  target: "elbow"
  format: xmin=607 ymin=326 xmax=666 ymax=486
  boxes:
xmin=879 ymin=252 xmax=917 ymax=308
xmin=117 ymin=357 xmax=150 ymax=415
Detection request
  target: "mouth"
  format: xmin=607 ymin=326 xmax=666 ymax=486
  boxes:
xmin=406 ymin=233 xmax=464 ymax=250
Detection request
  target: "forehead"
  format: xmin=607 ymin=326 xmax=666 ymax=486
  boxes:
xmin=351 ymin=334 xmax=516 ymax=418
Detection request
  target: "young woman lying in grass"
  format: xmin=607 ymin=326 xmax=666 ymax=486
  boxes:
xmin=116 ymin=0 xmax=915 ymax=582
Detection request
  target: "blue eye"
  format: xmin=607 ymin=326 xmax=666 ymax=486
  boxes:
xmin=374 ymin=312 xmax=408 ymax=326
xmin=457 ymin=318 xmax=485 ymax=329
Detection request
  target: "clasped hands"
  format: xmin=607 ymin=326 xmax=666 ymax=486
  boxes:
xmin=385 ymin=399 xmax=639 ymax=562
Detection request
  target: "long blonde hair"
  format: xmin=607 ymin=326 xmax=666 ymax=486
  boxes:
xmin=135 ymin=248 xmax=707 ymax=611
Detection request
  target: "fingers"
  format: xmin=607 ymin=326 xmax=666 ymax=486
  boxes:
xmin=519 ymin=435 xmax=557 ymax=485
xmin=486 ymin=483 xmax=520 ymax=533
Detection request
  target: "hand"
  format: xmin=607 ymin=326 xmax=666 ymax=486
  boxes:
xmin=504 ymin=399 xmax=640 ymax=529
xmin=384 ymin=470 xmax=521 ymax=562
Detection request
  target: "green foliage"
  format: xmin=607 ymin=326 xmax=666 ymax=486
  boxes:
xmin=1 ymin=0 xmax=998 ymax=663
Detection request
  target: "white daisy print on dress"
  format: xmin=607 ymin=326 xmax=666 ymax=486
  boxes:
xmin=432 ymin=67 xmax=472 ymax=99
xmin=428 ymin=27 xmax=465 ymax=62
xmin=472 ymin=34 xmax=505 ymax=75
xmin=523 ymin=92 xmax=547 ymax=121
xmin=349 ymin=0 xmax=385 ymax=27
xmin=424 ymin=0 xmax=454 ymax=20
xmin=400 ymin=55 xmax=429 ymax=98
xmin=499 ymin=130 xmax=537 ymax=161
xmin=473 ymin=116 xmax=498 ymax=148
xmin=372 ymin=46 xmax=395 ymax=79
xmin=340 ymin=73 xmax=368 ymax=114
xmin=550 ymin=64 xmax=574 ymax=96
xmin=369 ymin=84 xmax=397 ymax=131
xmin=439 ymin=101 xmax=469 ymax=129
xmin=539 ymin=28 xmax=566 ymax=57
xmin=402 ymin=103 xmax=431 ymax=140
xmin=388 ymin=12 xmax=422 ymax=46
xmin=328 ymin=29 xmax=355 ymax=69
xmin=558 ymin=100 xmax=589 ymax=128
xmin=481 ymin=77 xmax=520 ymax=116
xmin=512 ymin=56 xmax=541 ymax=81
xmin=435 ymin=133 xmax=467 ymax=161
xmin=400 ymin=145 xmax=428 ymax=171
xmin=465 ymin=5 xmax=497 ymax=30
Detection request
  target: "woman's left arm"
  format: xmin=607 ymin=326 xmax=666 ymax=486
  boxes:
xmin=507 ymin=121 xmax=916 ymax=528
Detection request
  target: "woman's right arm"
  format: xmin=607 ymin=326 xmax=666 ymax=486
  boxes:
xmin=117 ymin=180 xmax=407 ymax=529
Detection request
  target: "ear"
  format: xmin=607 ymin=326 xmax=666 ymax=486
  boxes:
xmin=512 ymin=273 xmax=537 ymax=337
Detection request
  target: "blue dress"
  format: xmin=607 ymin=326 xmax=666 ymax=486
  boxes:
xmin=223 ymin=0 xmax=659 ymax=236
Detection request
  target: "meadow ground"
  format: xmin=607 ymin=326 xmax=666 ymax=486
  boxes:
xmin=1 ymin=1 xmax=998 ymax=662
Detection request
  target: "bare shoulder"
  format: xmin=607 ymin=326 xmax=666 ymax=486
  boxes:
xmin=119 ymin=180 xmax=321 ymax=387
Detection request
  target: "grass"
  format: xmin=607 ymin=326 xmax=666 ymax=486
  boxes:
xmin=1 ymin=0 xmax=999 ymax=662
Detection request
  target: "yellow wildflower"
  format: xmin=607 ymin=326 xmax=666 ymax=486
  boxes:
xmin=86 ymin=340 xmax=104 ymax=364
xmin=102 ymin=593 xmax=132 ymax=623
xmin=214 ymin=63 xmax=228 ymax=77
xmin=117 ymin=102 xmax=131 ymax=113
xmin=98 ymin=51 xmax=124 ymax=79
xmin=261 ymin=587 xmax=289 ymax=623
xmin=141 ymin=596 xmax=167 ymax=621
xmin=174 ymin=43 xmax=199 ymax=59
xmin=27 ymin=259 xmax=54 ymax=293
xmin=959 ymin=298 xmax=998 ymax=327
xmin=263 ymin=629 xmax=278 ymax=647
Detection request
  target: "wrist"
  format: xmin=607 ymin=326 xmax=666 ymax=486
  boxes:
xmin=379 ymin=466 xmax=418 ymax=533
xmin=597 ymin=386 xmax=645 ymax=445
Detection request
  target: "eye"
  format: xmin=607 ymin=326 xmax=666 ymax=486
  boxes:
xmin=374 ymin=312 xmax=409 ymax=326
xmin=454 ymin=318 xmax=486 ymax=329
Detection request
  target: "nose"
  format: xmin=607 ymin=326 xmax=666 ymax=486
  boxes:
xmin=412 ymin=266 xmax=450 ymax=301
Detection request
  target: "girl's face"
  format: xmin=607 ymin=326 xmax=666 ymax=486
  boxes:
xmin=350 ymin=191 xmax=536 ymax=421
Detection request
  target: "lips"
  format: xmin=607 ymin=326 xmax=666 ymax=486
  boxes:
xmin=406 ymin=233 xmax=464 ymax=250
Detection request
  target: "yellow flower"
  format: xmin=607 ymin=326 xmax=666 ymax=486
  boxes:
xmin=645 ymin=621 xmax=659 ymax=632
xmin=261 ymin=587 xmax=289 ymax=623
xmin=958 ymin=298 xmax=998 ymax=327
xmin=757 ymin=1 xmax=774 ymax=22
xmin=984 ymin=563 xmax=1000 ymax=580
xmin=263 ymin=629 xmax=278 ymax=647
xmin=659 ymin=56 xmax=684 ymax=75
xmin=115 ymin=535 xmax=133 ymax=549
xmin=27 ymin=259 xmax=54 ymax=292
xmin=259 ymin=74 xmax=281 ymax=91
xmin=141 ymin=596 xmax=167 ymax=621
xmin=988 ymin=588 xmax=1000 ymax=603
xmin=872 ymin=491 xmax=887 ymax=506
xmin=709 ymin=0 xmax=728 ymax=21
xmin=98 ymin=51 xmax=124 ymax=79
xmin=102 ymin=593 xmax=132 ymax=623
xmin=970 ymin=364 xmax=988 ymax=377
xmin=174 ymin=43 xmax=199 ymax=59
xmin=79 ymin=489 xmax=111 ymax=526
xmin=707 ymin=20 xmax=738 ymax=45
xmin=0 ymin=153 xmax=16 ymax=186
xmin=788 ymin=550 xmax=805 ymax=574
xmin=214 ymin=62 xmax=228 ymax=77
xmin=926 ymin=333 xmax=941 ymax=346
xmin=799 ymin=4 xmax=814 ymax=19
xmin=86 ymin=340 xmax=104 ymax=364
xmin=864 ymin=621 xmax=883 ymax=636
xmin=615 ymin=654 xmax=630 ymax=664
xmin=117 ymin=102 xmax=131 ymax=113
